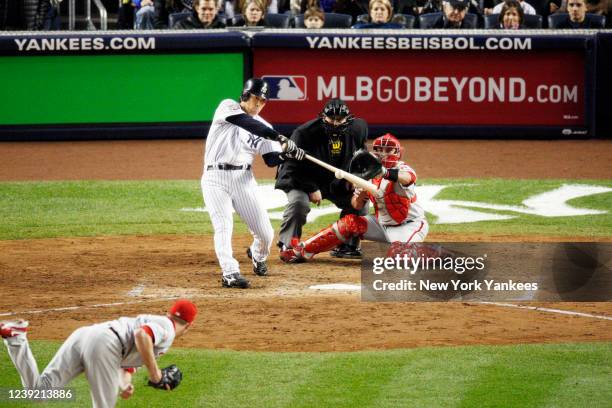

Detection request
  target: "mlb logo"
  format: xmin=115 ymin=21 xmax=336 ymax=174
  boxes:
xmin=262 ymin=76 xmax=307 ymax=101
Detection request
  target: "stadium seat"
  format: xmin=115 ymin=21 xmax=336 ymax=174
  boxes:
xmin=418 ymin=12 xmax=479 ymax=28
xmin=264 ymin=13 xmax=291 ymax=28
xmin=294 ymin=12 xmax=353 ymax=28
xmin=355 ymin=13 xmax=416 ymax=28
xmin=484 ymin=13 xmax=543 ymax=28
xmin=169 ymin=11 xmax=192 ymax=28
xmin=548 ymin=13 xmax=605 ymax=28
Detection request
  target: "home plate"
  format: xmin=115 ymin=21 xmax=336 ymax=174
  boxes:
xmin=309 ymin=284 xmax=361 ymax=291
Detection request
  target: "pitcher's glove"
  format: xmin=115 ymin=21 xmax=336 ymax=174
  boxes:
xmin=148 ymin=365 xmax=182 ymax=390
xmin=349 ymin=149 xmax=384 ymax=180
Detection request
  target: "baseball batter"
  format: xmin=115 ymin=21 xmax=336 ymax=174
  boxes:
xmin=0 ymin=299 xmax=197 ymax=408
xmin=202 ymin=78 xmax=305 ymax=288
xmin=280 ymin=133 xmax=428 ymax=261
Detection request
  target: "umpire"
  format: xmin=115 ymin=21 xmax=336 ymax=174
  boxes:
xmin=275 ymin=98 xmax=368 ymax=259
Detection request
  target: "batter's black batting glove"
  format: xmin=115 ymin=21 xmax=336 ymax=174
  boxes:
xmin=285 ymin=147 xmax=306 ymax=161
xmin=279 ymin=136 xmax=304 ymax=160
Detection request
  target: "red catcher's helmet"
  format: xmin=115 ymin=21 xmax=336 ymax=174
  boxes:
xmin=372 ymin=133 xmax=402 ymax=168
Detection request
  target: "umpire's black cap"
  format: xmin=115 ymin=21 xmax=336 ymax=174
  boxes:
xmin=241 ymin=78 xmax=270 ymax=101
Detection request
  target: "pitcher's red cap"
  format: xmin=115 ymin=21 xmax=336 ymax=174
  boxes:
xmin=169 ymin=300 xmax=197 ymax=323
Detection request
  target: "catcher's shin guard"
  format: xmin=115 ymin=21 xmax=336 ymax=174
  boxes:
xmin=302 ymin=214 xmax=367 ymax=257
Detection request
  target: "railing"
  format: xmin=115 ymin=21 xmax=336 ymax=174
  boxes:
xmin=68 ymin=0 xmax=108 ymax=30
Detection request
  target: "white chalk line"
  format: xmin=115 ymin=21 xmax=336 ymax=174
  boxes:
xmin=0 ymin=296 xmax=181 ymax=317
xmin=478 ymin=301 xmax=612 ymax=321
xmin=2 ymin=294 xmax=610 ymax=322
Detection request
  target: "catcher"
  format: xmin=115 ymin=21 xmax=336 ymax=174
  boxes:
xmin=280 ymin=133 xmax=428 ymax=262
xmin=0 ymin=299 xmax=196 ymax=407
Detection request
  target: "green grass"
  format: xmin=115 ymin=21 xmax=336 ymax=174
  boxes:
xmin=0 ymin=179 xmax=610 ymax=240
xmin=0 ymin=341 xmax=609 ymax=407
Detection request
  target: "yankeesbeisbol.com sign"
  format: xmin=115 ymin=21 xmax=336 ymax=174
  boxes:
xmin=253 ymin=49 xmax=585 ymax=126
xmin=360 ymin=242 xmax=611 ymax=302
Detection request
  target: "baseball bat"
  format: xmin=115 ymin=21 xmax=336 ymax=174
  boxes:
xmin=304 ymin=154 xmax=379 ymax=195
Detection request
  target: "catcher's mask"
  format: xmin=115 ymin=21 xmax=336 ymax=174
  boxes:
xmin=372 ymin=133 xmax=402 ymax=168
xmin=320 ymin=98 xmax=353 ymax=138
xmin=241 ymin=78 xmax=269 ymax=102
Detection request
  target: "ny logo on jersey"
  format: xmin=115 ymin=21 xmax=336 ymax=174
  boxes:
xmin=247 ymin=134 xmax=262 ymax=149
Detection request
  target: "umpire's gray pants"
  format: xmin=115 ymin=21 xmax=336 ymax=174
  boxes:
xmin=278 ymin=189 xmax=367 ymax=248
xmin=3 ymin=325 xmax=123 ymax=408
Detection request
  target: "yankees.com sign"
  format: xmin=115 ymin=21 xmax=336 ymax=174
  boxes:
xmin=253 ymin=49 xmax=585 ymax=126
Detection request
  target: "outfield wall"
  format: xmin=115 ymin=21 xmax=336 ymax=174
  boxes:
xmin=0 ymin=30 xmax=610 ymax=140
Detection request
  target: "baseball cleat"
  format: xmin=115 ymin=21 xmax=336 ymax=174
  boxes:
xmin=279 ymin=248 xmax=306 ymax=263
xmin=330 ymin=244 xmax=363 ymax=259
xmin=221 ymin=273 xmax=250 ymax=289
xmin=0 ymin=320 xmax=29 ymax=338
xmin=246 ymin=248 xmax=268 ymax=276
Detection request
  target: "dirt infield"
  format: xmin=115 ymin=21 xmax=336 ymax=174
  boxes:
xmin=1 ymin=139 xmax=611 ymax=181
xmin=0 ymin=140 xmax=610 ymax=351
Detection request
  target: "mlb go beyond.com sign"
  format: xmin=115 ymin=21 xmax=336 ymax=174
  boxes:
xmin=253 ymin=48 xmax=586 ymax=127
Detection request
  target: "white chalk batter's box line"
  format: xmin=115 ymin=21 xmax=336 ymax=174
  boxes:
xmin=1 ymin=295 xmax=610 ymax=321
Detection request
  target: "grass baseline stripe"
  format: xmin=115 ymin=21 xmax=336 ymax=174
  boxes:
xmin=478 ymin=301 xmax=612 ymax=321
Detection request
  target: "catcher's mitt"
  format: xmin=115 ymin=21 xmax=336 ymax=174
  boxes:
xmin=148 ymin=365 xmax=182 ymax=390
xmin=349 ymin=149 xmax=384 ymax=180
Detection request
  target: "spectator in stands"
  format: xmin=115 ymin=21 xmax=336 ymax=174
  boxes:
xmin=44 ymin=0 xmax=61 ymax=29
xmin=353 ymin=0 xmax=406 ymax=27
xmin=23 ymin=0 xmax=50 ymax=30
xmin=334 ymin=0 xmax=370 ymax=23
xmin=118 ymin=0 xmax=136 ymax=28
xmin=423 ymin=0 xmax=478 ymax=27
xmin=297 ymin=0 xmax=337 ymax=13
xmin=419 ymin=0 xmax=441 ymax=14
xmin=304 ymin=6 xmax=326 ymax=27
xmin=174 ymin=0 xmax=226 ymax=27
xmin=485 ymin=0 xmax=535 ymax=15
xmin=551 ymin=0 xmax=607 ymax=21
xmin=277 ymin=0 xmax=291 ymax=13
xmin=497 ymin=0 xmax=524 ymax=27
xmin=231 ymin=0 xmax=277 ymax=18
xmin=585 ymin=0 xmax=607 ymax=16
xmin=238 ymin=0 xmax=266 ymax=25
xmin=133 ymin=0 xmax=156 ymax=29
xmin=553 ymin=0 xmax=605 ymax=26
xmin=154 ymin=0 xmax=192 ymax=28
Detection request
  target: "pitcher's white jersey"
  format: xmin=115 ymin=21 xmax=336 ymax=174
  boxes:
xmin=204 ymin=99 xmax=281 ymax=170
xmin=370 ymin=162 xmax=425 ymax=226
xmin=105 ymin=314 xmax=175 ymax=368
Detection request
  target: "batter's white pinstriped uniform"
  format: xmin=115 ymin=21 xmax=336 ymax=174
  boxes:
xmin=202 ymin=99 xmax=282 ymax=276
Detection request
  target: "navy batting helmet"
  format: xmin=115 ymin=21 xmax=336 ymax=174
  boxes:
xmin=241 ymin=78 xmax=270 ymax=102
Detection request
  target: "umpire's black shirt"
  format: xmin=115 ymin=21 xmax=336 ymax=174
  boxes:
xmin=275 ymin=117 xmax=368 ymax=195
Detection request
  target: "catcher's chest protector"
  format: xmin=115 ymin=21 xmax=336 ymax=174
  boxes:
xmin=369 ymin=178 xmax=414 ymax=225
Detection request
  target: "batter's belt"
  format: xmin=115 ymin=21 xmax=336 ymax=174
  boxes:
xmin=206 ymin=164 xmax=252 ymax=171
